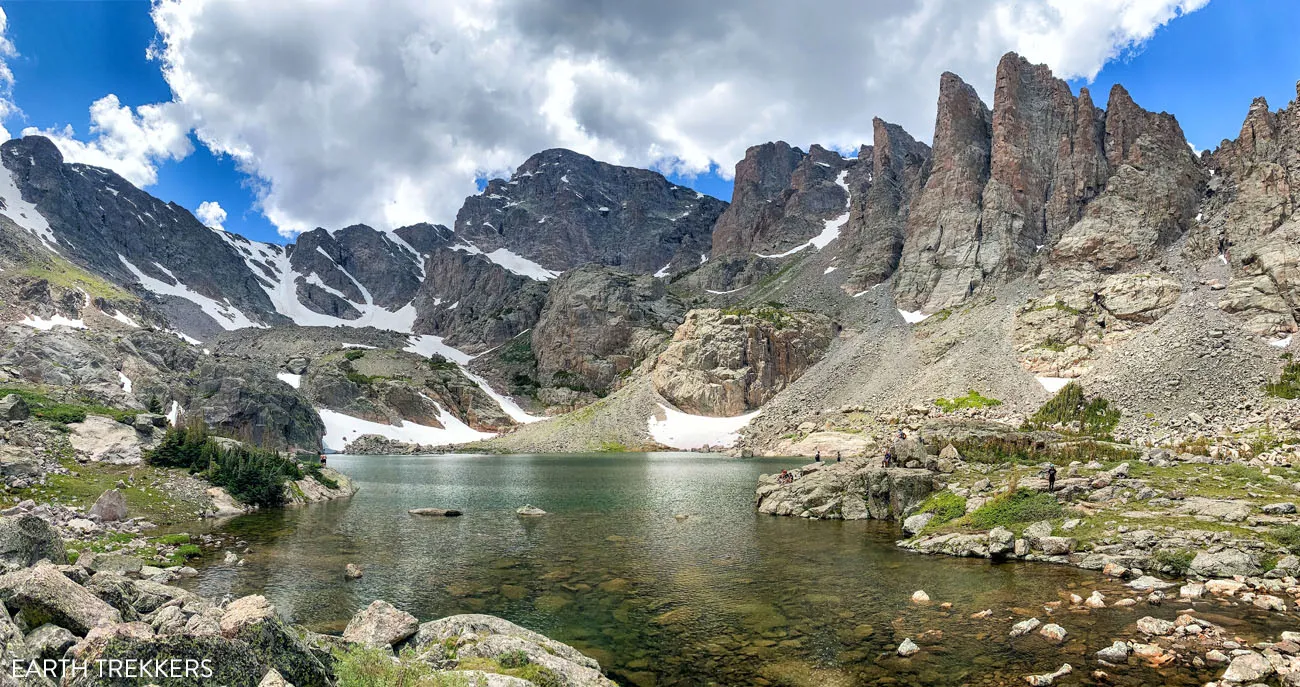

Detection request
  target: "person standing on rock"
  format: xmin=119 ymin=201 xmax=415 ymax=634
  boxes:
xmin=836 ymin=451 xmax=841 ymax=463
xmin=815 ymin=450 xmax=821 ymax=463
xmin=320 ymin=453 xmax=328 ymax=467
xmin=1045 ymin=464 xmax=1057 ymax=492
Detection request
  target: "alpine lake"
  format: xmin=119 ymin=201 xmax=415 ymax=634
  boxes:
xmin=177 ymin=453 xmax=1292 ymax=686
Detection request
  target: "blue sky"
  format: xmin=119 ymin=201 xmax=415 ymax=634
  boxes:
xmin=1 ymin=0 xmax=1297 ymax=244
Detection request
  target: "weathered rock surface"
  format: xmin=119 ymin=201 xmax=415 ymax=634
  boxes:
xmin=341 ymin=599 xmax=418 ymax=648
xmin=532 ymin=265 xmax=685 ymax=396
xmin=413 ymin=614 xmax=618 ymax=687
xmin=0 ymin=514 xmax=66 ymax=572
xmin=653 ymin=308 xmax=834 ymax=416
xmin=755 ymin=460 xmax=934 ymax=520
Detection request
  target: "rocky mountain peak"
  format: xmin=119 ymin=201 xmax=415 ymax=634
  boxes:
xmin=452 ymin=148 xmax=725 ymax=276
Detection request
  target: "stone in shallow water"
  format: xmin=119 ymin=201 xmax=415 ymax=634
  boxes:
xmin=897 ymin=638 xmax=919 ymax=657
xmin=516 ymin=504 xmax=548 ymax=516
xmin=1135 ymin=616 xmax=1174 ymax=636
xmin=1024 ymin=663 xmax=1071 ymax=686
xmin=408 ymin=508 xmax=463 ymax=516
xmin=1221 ymin=651 xmax=1273 ymax=682
xmin=1039 ymin=623 xmax=1067 ymax=641
xmin=911 ymin=590 xmax=930 ymax=603
xmin=1009 ymin=618 xmax=1041 ymax=638
xmin=1095 ymin=641 xmax=1129 ymax=663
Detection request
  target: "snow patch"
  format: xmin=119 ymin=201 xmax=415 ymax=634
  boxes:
xmin=165 ymin=401 xmax=181 ymax=426
xmin=318 ymin=407 xmax=493 ymax=452
xmin=824 ymin=266 xmax=837 ymax=275
xmin=119 ymin=255 xmax=261 ymax=331
xmin=706 ymin=287 xmax=745 ymax=295
xmin=342 ymin=343 xmax=377 ymax=350
xmin=755 ymin=171 xmax=850 ymax=258
xmin=106 ymin=310 xmax=139 ymax=328
xmin=648 ymin=403 xmax=759 ymax=450
xmin=117 ymin=372 xmax=132 ymax=394
xmin=898 ymin=309 xmax=929 ymax=323
xmin=452 ymin=243 xmax=560 ymax=281
xmin=699 ymin=253 xmax=708 ymax=265
xmin=1037 ymin=377 xmax=1072 ymax=393
xmin=0 ymin=167 xmax=58 ymax=251
xmin=276 ymin=372 xmax=302 ymax=389
xmin=654 ymin=262 xmax=672 ymax=278
xmin=21 ymin=314 xmax=87 ymax=330
xmin=403 ymin=335 xmax=543 ymax=424
xmin=1270 ymin=335 xmax=1293 ymax=349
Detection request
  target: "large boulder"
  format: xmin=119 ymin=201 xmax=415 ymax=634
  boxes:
xmin=0 ymin=564 xmax=121 ymax=634
xmin=653 ymin=308 xmax=834 ymax=416
xmin=0 ymin=515 xmax=67 ymax=572
xmin=219 ymin=595 xmax=329 ymax=687
xmin=0 ymin=394 xmax=29 ymax=421
xmin=342 ymin=600 xmax=418 ymax=648
xmin=413 ymin=614 xmax=617 ymax=687
xmin=87 ymin=489 xmax=128 ymax=523
xmin=755 ymin=462 xmax=934 ymax=520
xmin=65 ymin=631 xmax=266 ymax=687
xmin=1189 ymin=550 xmax=1262 ymax=578
xmin=68 ymin=415 xmax=145 ymax=465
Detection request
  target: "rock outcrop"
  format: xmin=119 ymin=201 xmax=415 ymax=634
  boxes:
xmin=754 ymin=460 xmax=934 ymax=520
xmin=532 ymin=266 xmax=686 ymax=397
xmin=652 ymin=308 xmax=834 ymax=416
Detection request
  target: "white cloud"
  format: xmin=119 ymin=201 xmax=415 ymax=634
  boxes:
xmin=21 ymin=95 xmax=194 ymax=187
xmin=195 ymin=200 xmax=226 ymax=231
xmin=131 ymin=0 xmax=1206 ymax=237
xmin=0 ymin=9 xmax=21 ymax=141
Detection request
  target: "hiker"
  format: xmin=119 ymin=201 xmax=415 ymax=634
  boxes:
xmin=778 ymin=469 xmax=792 ymax=485
xmin=1044 ymin=464 xmax=1057 ymax=492
xmin=319 ymin=453 xmax=328 ymax=467
xmin=836 ymin=450 xmax=841 ymax=463
xmin=882 ymin=449 xmax=892 ymax=468
xmin=815 ymin=450 xmax=821 ymax=463
xmin=897 ymin=429 xmax=906 ymax=440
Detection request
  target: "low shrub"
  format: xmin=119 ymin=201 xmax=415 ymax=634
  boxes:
xmin=1271 ymin=525 xmax=1300 ymax=555
xmin=1152 ymin=549 xmax=1195 ymax=576
xmin=967 ymin=489 xmax=1062 ymax=530
xmin=332 ymin=644 xmax=465 ymax=687
xmin=343 ymin=349 xmax=366 ymax=361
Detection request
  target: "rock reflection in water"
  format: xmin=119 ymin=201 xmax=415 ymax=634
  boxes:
xmin=183 ymin=453 xmax=1272 ymax=686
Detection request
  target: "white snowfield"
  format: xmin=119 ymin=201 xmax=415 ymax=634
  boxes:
xmin=0 ymin=164 xmax=59 ymax=251
xmin=276 ymin=372 xmax=302 ymax=389
xmin=117 ymin=371 xmax=133 ymax=394
xmin=452 ymin=242 xmax=560 ymax=281
xmin=403 ymin=334 xmax=544 ymax=424
xmin=1036 ymin=377 xmax=1072 ymax=393
xmin=1270 ymin=335 xmax=1293 ymax=348
xmin=898 ymin=309 xmax=929 ymax=324
xmin=118 ymin=254 xmax=261 ymax=332
xmin=755 ymin=170 xmax=851 ymax=259
xmin=20 ymin=314 xmax=86 ymax=330
xmin=648 ymin=403 xmax=759 ymax=450
xmin=318 ymin=406 xmax=494 ymax=452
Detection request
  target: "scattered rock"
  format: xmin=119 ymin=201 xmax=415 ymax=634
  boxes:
xmin=342 ymin=600 xmax=419 ymax=648
xmin=407 ymin=508 xmax=463 ymax=517
xmin=516 ymin=505 xmax=548 ymax=517
xmin=897 ymin=638 xmax=920 ymax=657
xmin=344 ymin=564 xmax=364 ymax=580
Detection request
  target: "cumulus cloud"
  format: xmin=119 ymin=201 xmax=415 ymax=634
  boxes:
xmin=196 ymin=200 xmax=226 ymax=231
xmin=0 ymin=9 xmax=21 ymax=141
xmin=142 ymin=0 xmax=1206 ymax=237
xmin=21 ymin=95 xmax=194 ymax=187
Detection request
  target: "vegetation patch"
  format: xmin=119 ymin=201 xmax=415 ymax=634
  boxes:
xmin=934 ymin=390 xmax=1002 ymax=413
xmin=916 ymin=491 xmax=966 ymax=528
xmin=966 ymin=489 xmax=1063 ymax=530
xmin=333 ymin=644 xmax=466 ymax=687
xmin=144 ymin=424 xmax=319 ymax=508
xmin=720 ymin=305 xmax=795 ymax=329
xmin=1153 ymin=549 xmax=1195 ymax=576
xmin=1264 ymin=361 xmax=1300 ymax=399
xmin=1271 ymin=525 xmax=1300 ymax=555
xmin=1024 ymin=382 xmax=1120 ymax=436
xmin=0 ymin=385 xmax=136 ymax=426
xmin=951 ymin=435 xmax=1138 ymax=466
xmin=19 ymin=256 xmax=132 ymax=300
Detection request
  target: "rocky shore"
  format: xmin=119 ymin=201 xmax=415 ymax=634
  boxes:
xmin=0 ymin=512 xmax=615 ymax=687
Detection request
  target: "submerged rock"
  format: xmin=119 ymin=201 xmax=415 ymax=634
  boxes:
xmin=897 ymin=638 xmax=920 ymax=657
xmin=408 ymin=508 xmax=463 ymax=517
xmin=516 ymin=505 xmax=548 ymax=517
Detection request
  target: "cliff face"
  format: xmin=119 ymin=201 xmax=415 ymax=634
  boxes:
xmin=531 ymin=265 xmax=685 ymax=397
xmin=651 ymin=308 xmax=834 ymax=417
xmin=452 ymin=148 xmax=727 ymax=276
xmin=410 ymin=247 xmax=550 ymax=353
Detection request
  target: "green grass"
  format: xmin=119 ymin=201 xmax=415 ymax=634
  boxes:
xmin=916 ymin=492 xmax=966 ymax=528
xmin=1024 ymin=382 xmax=1120 ymax=436
xmin=332 ymin=645 xmax=468 ymax=687
xmin=934 ymin=390 xmax=1003 ymax=413
xmin=343 ymin=349 xmax=366 ymax=361
xmin=15 ymin=458 xmax=209 ymax=526
xmin=596 ymin=441 xmax=629 ymax=453
xmin=950 ymin=435 xmax=1138 ymax=466
xmin=425 ymin=353 xmax=458 ymax=371
xmin=498 ymin=336 xmax=535 ymax=365
xmin=0 ymin=385 xmax=136 ymax=425
xmin=19 ymin=256 xmax=133 ymax=301
xmin=966 ymin=489 xmax=1063 ymax=530
xmin=719 ymin=305 xmax=796 ymax=329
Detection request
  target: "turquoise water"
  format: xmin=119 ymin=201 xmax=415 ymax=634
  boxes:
xmin=184 ymin=453 xmax=1275 ymax=686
